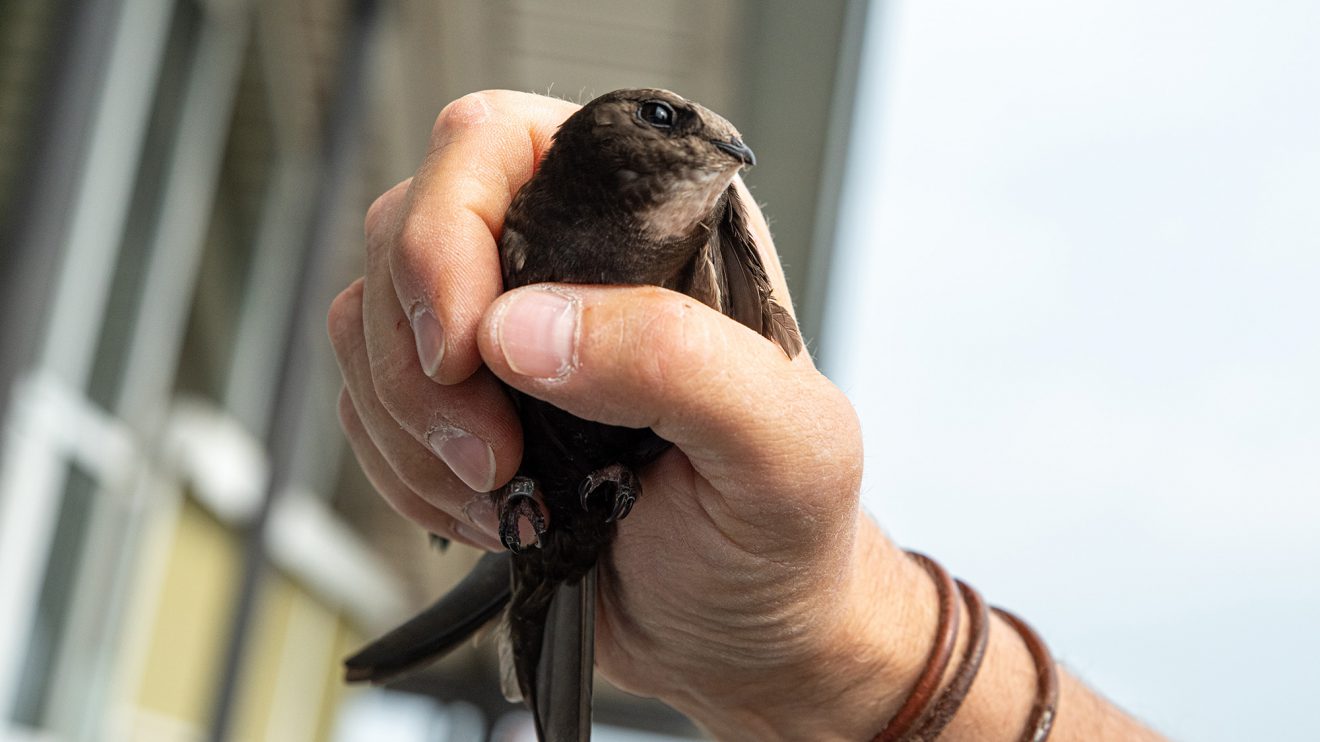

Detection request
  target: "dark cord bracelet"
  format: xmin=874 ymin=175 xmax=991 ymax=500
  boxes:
xmin=871 ymin=552 xmax=962 ymax=742
xmin=993 ymin=607 xmax=1060 ymax=742
xmin=903 ymin=579 xmax=990 ymax=742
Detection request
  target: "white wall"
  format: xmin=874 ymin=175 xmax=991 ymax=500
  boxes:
xmin=821 ymin=2 xmax=1320 ymax=739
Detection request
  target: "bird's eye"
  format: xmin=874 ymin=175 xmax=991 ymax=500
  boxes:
xmin=637 ymin=100 xmax=676 ymax=129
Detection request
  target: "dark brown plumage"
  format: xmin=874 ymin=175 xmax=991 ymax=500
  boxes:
xmin=344 ymin=89 xmax=802 ymax=742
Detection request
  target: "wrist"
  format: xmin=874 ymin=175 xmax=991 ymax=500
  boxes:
xmin=671 ymin=516 xmax=942 ymax=741
xmin=663 ymin=512 xmax=1167 ymax=742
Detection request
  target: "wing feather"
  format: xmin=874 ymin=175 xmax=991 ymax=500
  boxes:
xmin=710 ymin=186 xmax=804 ymax=357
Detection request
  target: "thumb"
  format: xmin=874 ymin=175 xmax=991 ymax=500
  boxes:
xmin=476 ymin=284 xmax=861 ymax=510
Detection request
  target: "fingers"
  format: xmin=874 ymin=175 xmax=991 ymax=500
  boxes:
xmin=373 ymin=90 xmax=580 ymax=386
xmin=364 ymin=177 xmax=411 ymax=241
xmin=336 ymin=389 xmax=502 ymax=552
xmin=477 ymin=284 xmax=862 ymax=510
xmin=342 ymin=90 xmax=574 ymax=543
xmin=328 ymin=278 xmax=515 ymax=541
xmin=355 ymin=205 xmax=527 ymax=489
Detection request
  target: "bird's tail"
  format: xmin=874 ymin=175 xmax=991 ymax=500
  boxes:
xmin=531 ymin=565 xmax=596 ymax=742
xmin=343 ymin=550 xmax=512 ymax=684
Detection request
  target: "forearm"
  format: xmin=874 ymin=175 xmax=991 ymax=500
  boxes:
xmin=679 ymin=517 xmax=1166 ymax=741
xmin=943 ymin=610 xmax=1165 ymax=741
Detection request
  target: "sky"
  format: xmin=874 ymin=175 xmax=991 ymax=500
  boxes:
xmin=821 ymin=2 xmax=1320 ymax=739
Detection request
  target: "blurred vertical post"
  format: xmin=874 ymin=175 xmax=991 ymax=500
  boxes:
xmin=0 ymin=0 xmax=110 ymax=430
xmin=0 ymin=0 xmax=176 ymax=724
xmin=205 ymin=0 xmax=380 ymax=739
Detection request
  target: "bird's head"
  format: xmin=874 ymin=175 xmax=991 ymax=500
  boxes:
xmin=549 ymin=89 xmax=756 ymax=238
xmin=569 ymin=88 xmax=754 ymax=170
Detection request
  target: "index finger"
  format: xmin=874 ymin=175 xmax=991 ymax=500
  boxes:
xmin=379 ymin=90 xmax=580 ymax=385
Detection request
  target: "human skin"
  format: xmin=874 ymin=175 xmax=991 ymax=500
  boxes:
xmin=326 ymin=89 xmax=1165 ymax=741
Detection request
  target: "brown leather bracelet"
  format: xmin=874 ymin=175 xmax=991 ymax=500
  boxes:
xmin=903 ymin=579 xmax=990 ymax=742
xmin=872 ymin=552 xmax=962 ymax=742
xmin=993 ymin=607 xmax=1060 ymax=742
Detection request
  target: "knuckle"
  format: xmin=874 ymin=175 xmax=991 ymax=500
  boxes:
xmin=365 ymin=179 xmax=411 ymax=240
xmin=432 ymin=91 xmax=491 ymax=143
xmin=326 ymin=280 xmax=365 ymax=352
xmin=395 ymin=209 xmax=437 ymax=263
xmin=364 ymin=190 xmax=394 ymax=238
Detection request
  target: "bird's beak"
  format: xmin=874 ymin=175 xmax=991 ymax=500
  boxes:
xmin=713 ymin=137 xmax=757 ymax=167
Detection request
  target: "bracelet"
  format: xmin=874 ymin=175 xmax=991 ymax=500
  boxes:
xmin=871 ymin=552 xmax=961 ymax=742
xmin=993 ymin=607 xmax=1060 ymax=742
xmin=904 ymin=579 xmax=990 ymax=742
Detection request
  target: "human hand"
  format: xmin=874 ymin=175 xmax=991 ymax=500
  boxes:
xmin=328 ymin=90 xmax=945 ymax=740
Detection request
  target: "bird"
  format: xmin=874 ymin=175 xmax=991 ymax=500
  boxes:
xmin=343 ymin=88 xmax=803 ymax=741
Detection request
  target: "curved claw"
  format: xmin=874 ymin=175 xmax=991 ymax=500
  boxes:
xmin=498 ymin=477 xmax=547 ymax=553
xmin=577 ymin=477 xmax=596 ymax=511
xmin=610 ymin=492 xmax=636 ymax=523
xmin=578 ymin=464 xmax=639 ymax=523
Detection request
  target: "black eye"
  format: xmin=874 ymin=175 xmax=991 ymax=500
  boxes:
xmin=638 ymin=100 xmax=676 ymax=129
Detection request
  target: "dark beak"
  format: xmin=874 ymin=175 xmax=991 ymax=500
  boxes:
xmin=713 ymin=137 xmax=757 ymax=167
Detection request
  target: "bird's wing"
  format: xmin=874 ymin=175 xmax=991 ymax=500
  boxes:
xmin=343 ymin=550 xmax=512 ymax=684
xmin=709 ymin=186 xmax=804 ymax=357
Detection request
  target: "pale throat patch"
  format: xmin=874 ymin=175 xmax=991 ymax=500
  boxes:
xmin=637 ymin=167 xmax=736 ymax=240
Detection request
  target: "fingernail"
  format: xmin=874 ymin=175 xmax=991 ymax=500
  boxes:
xmin=496 ymin=289 xmax=579 ymax=379
xmin=411 ymin=304 xmax=445 ymax=378
xmin=454 ymin=523 xmax=504 ymax=552
xmin=428 ymin=427 xmax=496 ymax=492
xmin=462 ymin=493 xmax=502 ymax=539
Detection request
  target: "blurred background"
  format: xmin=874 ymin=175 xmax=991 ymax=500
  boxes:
xmin=0 ymin=0 xmax=1315 ymax=740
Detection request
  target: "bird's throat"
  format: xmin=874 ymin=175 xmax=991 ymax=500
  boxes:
xmin=634 ymin=167 xmax=736 ymax=242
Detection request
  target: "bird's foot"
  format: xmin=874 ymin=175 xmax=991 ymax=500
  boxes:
xmin=578 ymin=464 xmax=639 ymax=522
xmin=498 ymin=476 xmax=547 ymax=553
